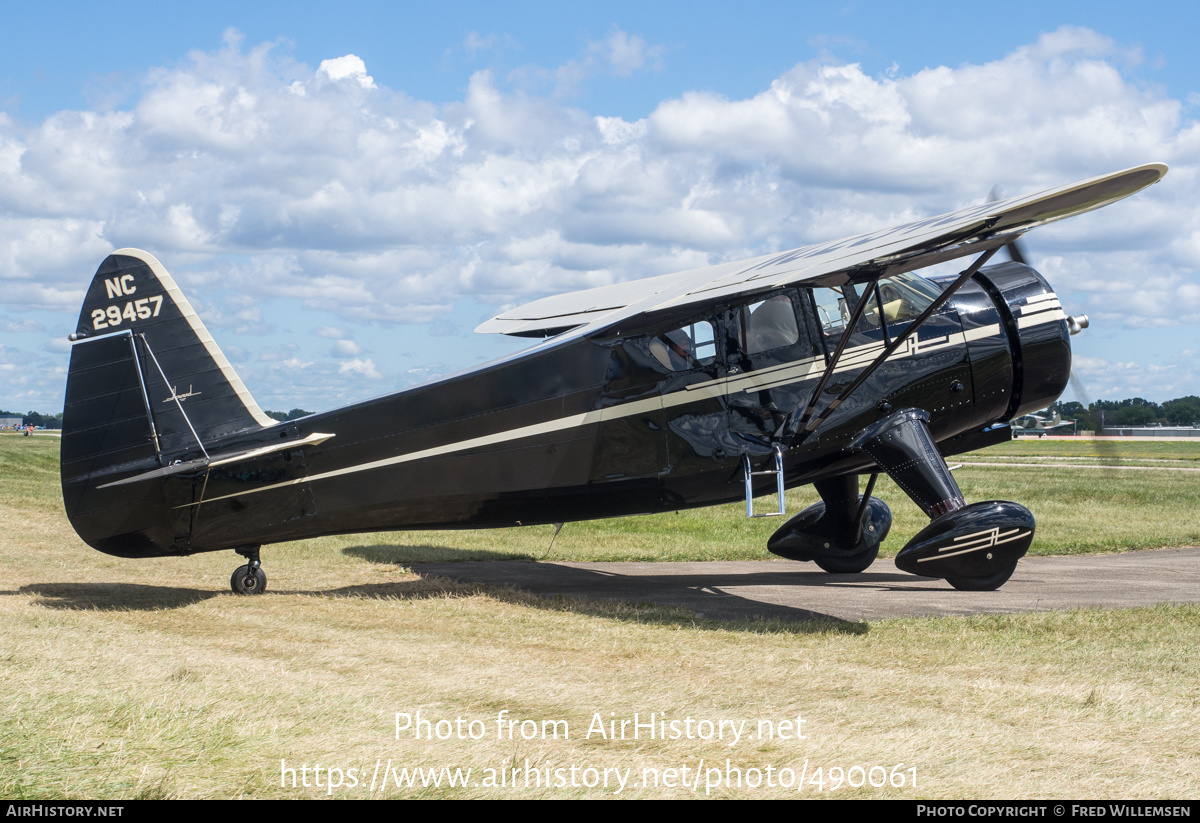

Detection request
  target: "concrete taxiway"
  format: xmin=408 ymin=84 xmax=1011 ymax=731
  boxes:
xmin=414 ymin=547 xmax=1200 ymax=623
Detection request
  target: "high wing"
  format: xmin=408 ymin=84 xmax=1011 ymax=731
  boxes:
xmin=476 ymin=163 xmax=1167 ymax=338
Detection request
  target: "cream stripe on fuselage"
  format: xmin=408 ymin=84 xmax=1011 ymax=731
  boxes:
xmin=182 ymin=313 xmax=1065 ymax=508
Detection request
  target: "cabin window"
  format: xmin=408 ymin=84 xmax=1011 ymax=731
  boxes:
xmin=648 ymin=320 xmax=717 ymax=371
xmin=810 ymin=284 xmax=885 ymax=352
xmin=736 ymin=294 xmax=801 ymax=355
xmin=875 ymin=273 xmax=943 ymax=328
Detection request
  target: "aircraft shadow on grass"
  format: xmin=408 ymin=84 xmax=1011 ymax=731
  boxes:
xmin=15 ymin=576 xmax=498 ymax=613
xmin=20 ymin=582 xmax=219 ymax=611
xmin=15 ymin=570 xmax=869 ymax=634
xmin=347 ymin=543 xmax=907 ymax=629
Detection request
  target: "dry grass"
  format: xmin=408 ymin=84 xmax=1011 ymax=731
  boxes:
xmin=982 ymin=439 xmax=1200 ymax=462
xmin=2 ymin=436 xmax=1198 ymax=798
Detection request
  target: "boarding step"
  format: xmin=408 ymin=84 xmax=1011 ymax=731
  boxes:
xmin=743 ymin=444 xmax=786 ymax=518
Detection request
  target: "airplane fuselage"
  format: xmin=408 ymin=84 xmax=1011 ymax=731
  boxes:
xmin=64 ymin=259 xmax=1069 ymax=558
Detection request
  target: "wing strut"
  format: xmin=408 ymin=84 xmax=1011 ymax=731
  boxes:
xmin=785 ymin=272 xmax=884 ymax=438
xmin=794 ymin=246 xmax=1001 ymax=445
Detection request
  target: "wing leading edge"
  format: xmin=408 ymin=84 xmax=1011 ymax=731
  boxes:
xmin=475 ymin=163 xmax=1167 ymax=338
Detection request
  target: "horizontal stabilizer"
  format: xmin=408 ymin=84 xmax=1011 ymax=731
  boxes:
xmin=95 ymin=432 xmax=335 ymax=489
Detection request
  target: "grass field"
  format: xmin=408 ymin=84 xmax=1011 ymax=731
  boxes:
xmin=2 ymin=435 xmax=1198 ymax=798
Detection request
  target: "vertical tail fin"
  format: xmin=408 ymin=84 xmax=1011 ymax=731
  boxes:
xmin=62 ymin=249 xmax=274 ymax=556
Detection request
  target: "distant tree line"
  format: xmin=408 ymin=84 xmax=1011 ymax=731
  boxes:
xmin=1 ymin=410 xmax=319 ymax=429
xmin=1 ymin=408 xmax=317 ymax=428
xmin=1053 ymin=396 xmax=1200 ymax=429
xmin=0 ymin=409 xmax=63 ymax=429
xmin=6 ymin=398 xmax=1197 ymax=433
xmin=264 ymin=409 xmax=315 ymax=422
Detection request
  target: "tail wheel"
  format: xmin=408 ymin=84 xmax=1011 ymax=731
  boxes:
xmin=231 ymin=565 xmax=267 ymax=595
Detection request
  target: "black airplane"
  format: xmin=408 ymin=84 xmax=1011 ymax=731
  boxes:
xmin=60 ymin=163 xmax=1166 ymax=594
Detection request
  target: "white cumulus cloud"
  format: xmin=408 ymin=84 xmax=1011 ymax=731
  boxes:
xmin=338 ymin=357 xmax=381 ymax=379
xmin=331 ymin=338 xmax=364 ymax=357
xmin=0 ymin=26 xmax=1197 ymax=408
xmin=317 ymin=54 xmax=376 ymax=88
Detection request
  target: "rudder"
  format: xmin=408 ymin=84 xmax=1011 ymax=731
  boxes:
xmin=61 ymin=249 xmax=274 ymax=556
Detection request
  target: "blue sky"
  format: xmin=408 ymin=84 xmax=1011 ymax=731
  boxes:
xmin=1 ymin=1 xmax=1197 ymax=412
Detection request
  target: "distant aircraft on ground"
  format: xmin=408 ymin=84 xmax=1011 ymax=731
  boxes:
xmin=60 ymin=164 xmax=1166 ymax=592
xmin=1012 ymin=408 xmax=1077 ymax=437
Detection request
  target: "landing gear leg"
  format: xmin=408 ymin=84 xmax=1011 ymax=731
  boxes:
xmin=850 ymin=409 xmax=1033 ymax=590
xmin=230 ymin=545 xmax=267 ymax=595
xmin=767 ymin=473 xmax=892 ymax=573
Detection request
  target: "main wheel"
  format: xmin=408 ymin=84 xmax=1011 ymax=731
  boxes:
xmin=946 ymin=563 xmax=1016 ymax=591
xmin=813 ymin=543 xmax=879 ymax=574
xmin=231 ymin=564 xmax=267 ymax=595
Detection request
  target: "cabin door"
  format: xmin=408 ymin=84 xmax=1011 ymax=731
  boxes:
xmin=723 ymin=291 xmax=823 ymax=455
xmin=589 ymin=338 xmax=670 ymax=481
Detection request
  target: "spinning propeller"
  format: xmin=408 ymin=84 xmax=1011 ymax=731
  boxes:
xmin=990 ymin=188 xmax=1109 ymax=453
